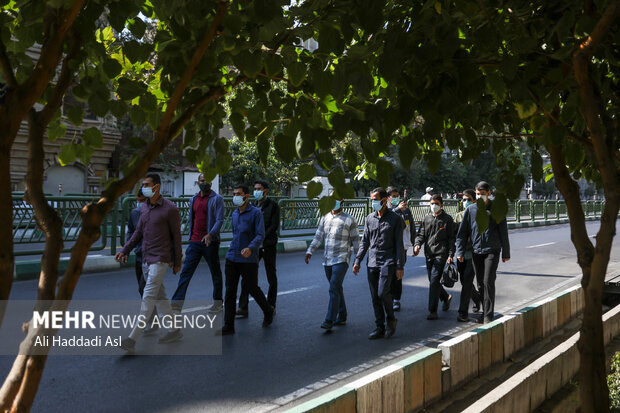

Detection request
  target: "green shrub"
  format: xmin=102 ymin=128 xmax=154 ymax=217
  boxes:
xmin=608 ymin=351 xmax=620 ymax=411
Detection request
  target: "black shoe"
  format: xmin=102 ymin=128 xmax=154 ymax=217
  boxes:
xmin=393 ymin=300 xmax=401 ymax=312
xmin=483 ymin=316 xmax=493 ymax=324
xmin=442 ymin=294 xmax=452 ymax=311
xmin=119 ymin=337 xmax=135 ymax=352
xmin=142 ymin=323 xmax=159 ymax=336
xmin=368 ymin=328 xmax=385 ymax=340
xmin=236 ymin=308 xmax=249 ymax=318
xmin=427 ymin=312 xmax=438 ymax=320
xmin=457 ymin=315 xmax=470 ymax=322
xmin=158 ymin=330 xmax=183 ymax=344
xmin=334 ymin=319 xmax=347 ymax=326
xmin=386 ymin=319 xmax=398 ymax=338
xmin=262 ymin=306 xmax=275 ymax=327
xmin=321 ymin=321 xmax=333 ymax=330
xmin=218 ymin=325 xmax=235 ymax=335
xmin=472 ymin=297 xmax=482 ymax=313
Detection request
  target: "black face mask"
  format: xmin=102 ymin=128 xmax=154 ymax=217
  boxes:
xmin=199 ymin=183 xmax=211 ymax=193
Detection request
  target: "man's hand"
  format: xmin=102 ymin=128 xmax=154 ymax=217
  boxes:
xmin=114 ymin=252 xmax=127 ymax=264
xmin=396 ymin=269 xmax=404 ymax=280
xmin=202 ymin=233 xmax=213 ymax=246
xmin=241 ymin=248 xmax=252 ymax=258
xmin=352 ymin=264 xmax=360 ymax=275
xmin=447 ymin=257 xmax=453 ymax=264
xmin=413 ymin=245 xmax=420 ymax=256
xmin=173 ymin=265 xmax=181 ymax=274
xmin=502 ymin=257 xmax=510 ymax=263
xmin=304 ymin=253 xmax=311 ymax=264
xmin=457 ymin=256 xmax=465 ymax=263
xmin=398 ymin=201 xmax=407 ymax=211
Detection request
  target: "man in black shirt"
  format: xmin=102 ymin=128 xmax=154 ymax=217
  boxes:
xmin=414 ymin=194 xmax=455 ymax=320
xmin=353 ymin=187 xmax=405 ymax=339
xmin=237 ymin=180 xmax=280 ymax=317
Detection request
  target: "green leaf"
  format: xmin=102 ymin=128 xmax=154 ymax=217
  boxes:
xmin=486 ymin=71 xmax=507 ymax=103
xmin=215 ymin=153 xmax=233 ymax=174
xmin=233 ymin=50 xmax=263 ymax=78
xmin=514 ymin=101 xmax=537 ymax=119
xmin=344 ymin=144 xmax=358 ymax=173
xmin=257 ymin=134 xmax=269 ymax=165
xmin=128 ymin=17 xmax=147 ymax=39
xmin=297 ymin=164 xmax=315 ymax=182
xmin=426 ymin=150 xmax=442 ymax=174
xmin=399 ymin=135 xmax=415 ymax=170
xmin=66 ymin=106 xmax=84 ymax=126
xmin=128 ymin=137 xmax=147 ymax=148
xmin=230 ymin=112 xmax=245 ymax=139
xmin=117 ymin=78 xmax=146 ymax=101
xmin=82 ymin=127 xmax=103 ymax=148
xmin=58 ymin=144 xmax=78 ymax=166
xmin=328 ymin=167 xmax=346 ymax=187
xmin=318 ymin=196 xmax=336 ymax=215
xmin=130 ymin=105 xmax=146 ymax=126
xmin=124 ymin=40 xmax=151 ymax=63
xmin=47 ymin=121 xmax=66 ymax=141
xmin=109 ymin=100 xmax=128 ymax=118
xmin=274 ymin=133 xmax=296 ymax=163
xmin=102 ymin=59 xmax=122 ymax=79
xmin=214 ymin=137 xmax=229 ymax=153
xmin=296 ymin=130 xmax=315 ymax=159
xmin=475 ymin=199 xmax=489 ymax=234
xmin=140 ymin=92 xmax=157 ymax=112
xmin=531 ymin=150 xmax=543 ymax=182
xmin=490 ymin=193 xmax=508 ymax=223
xmin=287 ymin=62 xmax=306 ymax=87
xmin=87 ymin=94 xmax=109 ymax=117
xmin=264 ymin=54 xmax=282 ymax=78
xmin=306 ymin=181 xmax=323 ymax=199
xmin=375 ymin=158 xmax=393 ymax=188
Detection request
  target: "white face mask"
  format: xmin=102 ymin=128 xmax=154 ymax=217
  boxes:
xmin=430 ymin=204 xmax=441 ymax=214
xmin=476 ymin=194 xmax=488 ymax=202
xmin=233 ymin=195 xmax=246 ymax=206
xmin=142 ymin=186 xmax=155 ymax=198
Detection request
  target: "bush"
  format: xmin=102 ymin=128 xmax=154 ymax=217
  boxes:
xmin=608 ymin=351 xmax=620 ymax=411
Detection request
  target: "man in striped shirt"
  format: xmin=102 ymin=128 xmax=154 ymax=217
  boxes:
xmin=305 ymin=194 xmax=360 ymax=331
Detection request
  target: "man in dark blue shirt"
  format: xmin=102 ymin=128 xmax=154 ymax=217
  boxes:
xmin=353 ymin=187 xmax=405 ymax=339
xmin=220 ymin=184 xmax=275 ymax=335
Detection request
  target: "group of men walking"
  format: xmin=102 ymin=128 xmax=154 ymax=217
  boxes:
xmin=115 ymin=174 xmax=510 ymax=350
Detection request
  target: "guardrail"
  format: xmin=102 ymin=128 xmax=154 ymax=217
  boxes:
xmin=11 ymin=195 xmax=607 ymax=257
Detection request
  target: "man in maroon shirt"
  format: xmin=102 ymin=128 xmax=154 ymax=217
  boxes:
xmin=115 ymin=173 xmax=183 ymax=351
xmin=171 ymin=173 xmax=225 ymax=312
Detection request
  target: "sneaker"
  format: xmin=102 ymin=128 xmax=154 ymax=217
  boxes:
xmin=262 ymin=306 xmax=275 ymax=327
xmin=368 ymin=328 xmax=385 ymax=340
xmin=119 ymin=337 xmax=135 ymax=352
xmin=483 ymin=316 xmax=493 ymax=324
xmin=334 ymin=319 xmax=347 ymax=326
xmin=457 ymin=315 xmax=470 ymax=322
xmin=236 ymin=308 xmax=249 ymax=318
xmin=321 ymin=321 xmax=333 ymax=330
xmin=142 ymin=323 xmax=160 ymax=336
xmin=158 ymin=330 xmax=183 ymax=344
xmin=386 ymin=319 xmax=398 ymax=338
xmin=427 ymin=312 xmax=438 ymax=320
xmin=442 ymin=294 xmax=452 ymax=312
xmin=171 ymin=304 xmax=182 ymax=313
xmin=208 ymin=301 xmax=223 ymax=314
xmin=393 ymin=300 xmax=401 ymax=312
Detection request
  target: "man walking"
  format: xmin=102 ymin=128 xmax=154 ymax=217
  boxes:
xmin=386 ymin=186 xmax=416 ymax=312
xmin=115 ymin=173 xmax=183 ymax=351
xmin=127 ymin=187 xmax=147 ymax=296
xmin=171 ymin=174 xmax=225 ymax=313
xmin=353 ymin=187 xmax=405 ymax=339
xmin=454 ymin=189 xmax=482 ymax=322
xmin=220 ymin=185 xmax=275 ymax=335
xmin=305 ymin=194 xmax=359 ymax=331
xmin=237 ymin=180 xmax=280 ymax=318
xmin=456 ymin=181 xmax=510 ymax=324
xmin=414 ymin=194 xmax=455 ymax=320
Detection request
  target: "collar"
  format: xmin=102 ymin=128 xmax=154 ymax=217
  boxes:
xmin=198 ymin=190 xmax=211 ymax=198
xmin=148 ymin=196 xmax=164 ymax=207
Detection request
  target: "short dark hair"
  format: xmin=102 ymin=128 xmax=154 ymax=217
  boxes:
xmin=463 ymin=189 xmax=475 ymax=199
xmin=136 ymin=187 xmax=144 ymax=197
xmin=234 ymin=184 xmax=249 ymax=195
xmin=146 ymin=173 xmax=161 ymax=185
xmin=386 ymin=186 xmax=399 ymax=195
xmin=430 ymin=194 xmax=443 ymax=204
xmin=476 ymin=181 xmax=491 ymax=192
xmin=371 ymin=187 xmax=388 ymax=199
xmin=254 ymin=180 xmax=269 ymax=190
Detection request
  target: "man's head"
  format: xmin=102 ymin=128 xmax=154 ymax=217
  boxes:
xmin=142 ymin=173 xmax=161 ymax=198
xmin=386 ymin=186 xmax=400 ymax=204
xmin=430 ymin=194 xmax=443 ymax=214
xmin=233 ymin=184 xmax=250 ymax=207
xmin=475 ymin=181 xmax=491 ymax=202
xmin=329 ymin=190 xmax=344 ymax=212
xmin=425 ymin=186 xmax=433 ymax=194
xmin=462 ymin=189 xmax=476 ymax=204
xmin=370 ymin=187 xmax=388 ymax=212
xmin=254 ymin=180 xmax=269 ymax=201
xmin=197 ymin=174 xmax=212 ymax=193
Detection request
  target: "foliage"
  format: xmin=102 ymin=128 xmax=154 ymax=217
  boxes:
xmin=608 ymin=351 xmax=620 ymax=412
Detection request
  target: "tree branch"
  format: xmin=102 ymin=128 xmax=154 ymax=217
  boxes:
xmin=0 ymin=35 xmax=17 ymax=87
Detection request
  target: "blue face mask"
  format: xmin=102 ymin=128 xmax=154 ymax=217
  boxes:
xmin=254 ymin=190 xmax=264 ymax=200
xmin=333 ymin=200 xmax=341 ymax=210
xmin=463 ymin=200 xmax=473 ymax=208
xmin=142 ymin=186 xmax=155 ymax=198
xmin=372 ymin=200 xmax=383 ymax=211
xmin=391 ymin=197 xmax=400 ymax=206
xmin=233 ymin=195 xmax=245 ymax=206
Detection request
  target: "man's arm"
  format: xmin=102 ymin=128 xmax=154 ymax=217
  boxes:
xmin=354 ymin=218 xmax=370 ymax=266
xmin=266 ymin=201 xmax=280 ymax=235
xmin=120 ymin=213 xmax=143 ymax=255
xmin=407 ymin=209 xmax=416 ymax=244
xmin=414 ymin=216 xmax=426 ymax=247
xmin=248 ymin=210 xmax=266 ymax=250
xmin=306 ymin=216 xmax=326 ymax=256
xmin=455 ymin=209 xmax=470 ymax=258
xmin=394 ymin=216 xmax=406 ymax=269
xmin=499 ymin=218 xmax=511 ymax=260
xmin=169 ymin=206 xmax=183 ymax=269
xmin=447 ymin=216 xmax=456 ymax=258
xmin=349 ymin=217 xmax=360 ymax=256
xmin=208 ymin=195 xmax=225 ymax=236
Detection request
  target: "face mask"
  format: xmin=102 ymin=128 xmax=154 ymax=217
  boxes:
xmin=391 ymin=197 xmax=400 ymax=206
xmin=476 ymin=194 xmax=488 ymax=202
xmin=372 ymin=200 xmax=383 ymax=211
xmin=142 ymin=186 xmax=155 ymax=198
xmin=430 ymin=204 xmax=441 ymax=214
xmin=199 ymin=183 xmax=211 ymax=193
xmin=333 ymin=200 xmax=341 ymax=210
xmin=253 ymin=190 xmax=264 ymax=200
xmin=233 ymin=195 xmax=245 ymax=206
xmin=463 ymin=200 xmax=473 ymax=208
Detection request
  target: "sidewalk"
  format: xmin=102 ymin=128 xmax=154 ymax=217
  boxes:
xmin=12 ymin=217 xmax=600 ymax=281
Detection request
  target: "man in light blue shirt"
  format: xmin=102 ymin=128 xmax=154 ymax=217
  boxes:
xmin=220 ymin=184 xmax=275 ymax=335
xmin=305 ymin=194 xmax=359 ymax=331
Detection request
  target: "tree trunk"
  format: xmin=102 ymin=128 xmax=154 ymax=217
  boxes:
xmin=0 ymin=144 xmax=14 ymax=317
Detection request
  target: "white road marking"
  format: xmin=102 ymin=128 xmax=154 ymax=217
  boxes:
xmin=526 ymin=242 xmax=556 ymax=249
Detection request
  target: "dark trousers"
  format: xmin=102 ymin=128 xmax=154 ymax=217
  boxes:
xmin=472 ymin=252 xmax=501 ymax=320
xmin=391 ymin=256 xmax=406 ymax=301
xmin=367 ymin=266 xmax=396 ymax=330
xmin=224 ymin=260 xmax=270 ymax=328
xmin=171 ymin=241 xmax=223 ymax=308
xmin=457 ymin=259 xmax=475 ymax=317
xmin=426 ymin=256 xmax=450 ymax=313
xmin=239 ymin=245 xmax=278 ymax=310
xmin=135 ymin=259 xmax=146 ymax=297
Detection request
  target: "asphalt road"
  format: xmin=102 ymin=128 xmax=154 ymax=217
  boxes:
xmin=1 ymin=222 xmax=619 ymax=412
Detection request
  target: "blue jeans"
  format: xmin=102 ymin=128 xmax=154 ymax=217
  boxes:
xmin=426 ymin=256 xmax=450 ymax=313
xmin=171 ymin=241 xmax=223 ymax=307
xmin=324 ymin=262 xmax=348 ymax=323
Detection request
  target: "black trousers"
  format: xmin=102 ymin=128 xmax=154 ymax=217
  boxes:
xmin=224 ymin=260 xmax=270 ymax=328
xmin=367 ymin=266 xmax=396 ymax=330
xmin=457 ymin=259 xmax=475 ymax=317
xmin=238 ymin=245 xmax=278 ymax=310
xmin=135 ymin=259 xmax=146 ymax=297
xmin=391 ymin=256 xmax=406 ymax=301
xmin=472 ymin=252 xmax=501 ymax=320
